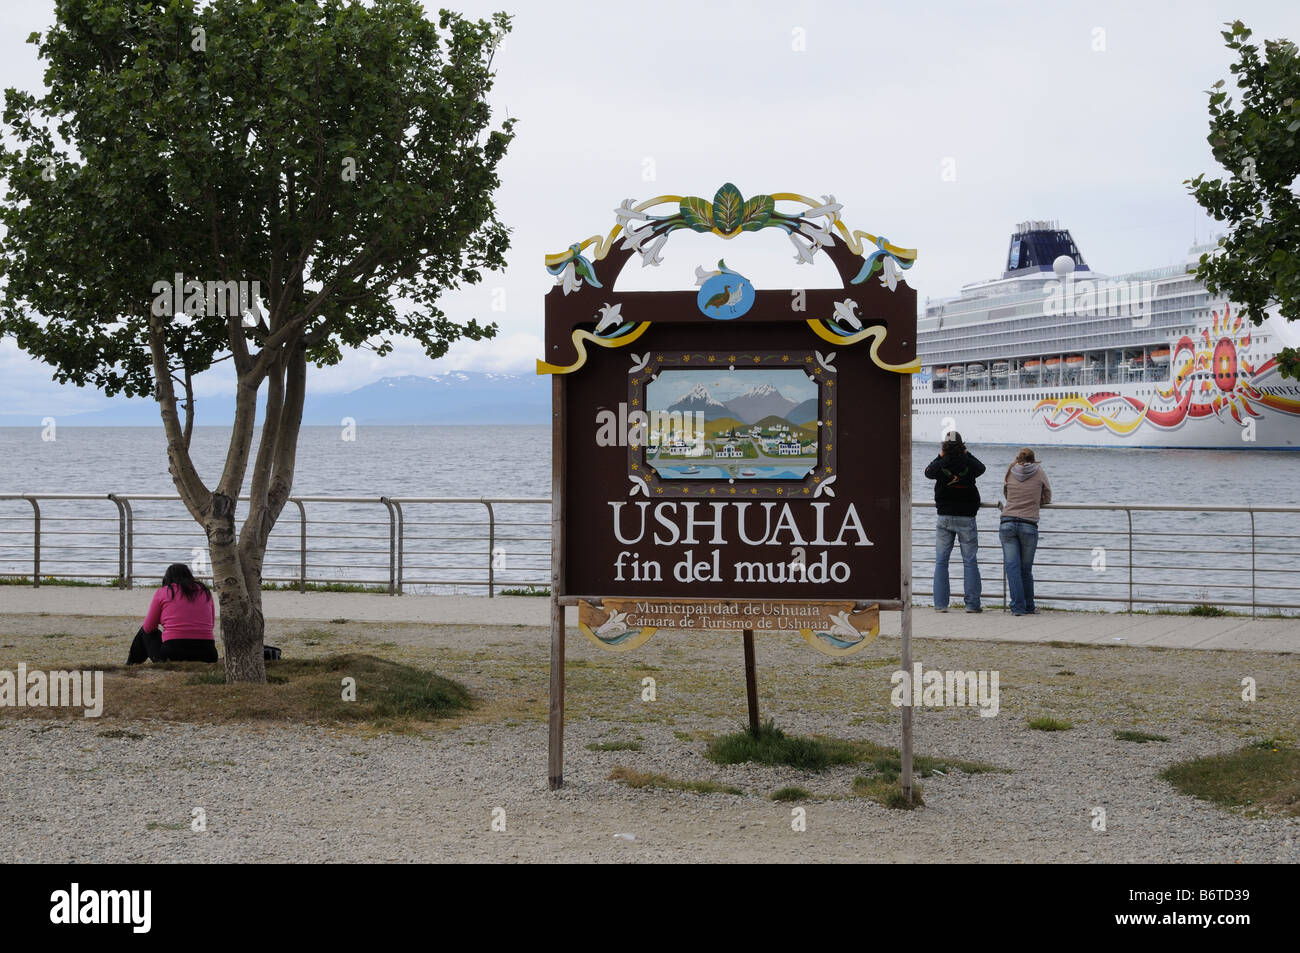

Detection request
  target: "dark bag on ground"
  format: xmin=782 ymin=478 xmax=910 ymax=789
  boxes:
xmin=264 ymin=645 xmax=282 ymax=661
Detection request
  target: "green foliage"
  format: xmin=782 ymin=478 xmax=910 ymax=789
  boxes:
xmin=1186 ymin=21 xmax=1300 ymax=379
xmin=705 ymin=720 xmax=863 ymax=771
xmin=607 ymin=766 xmax=742 ymax=796
xmin=1187 ymin=603 xmax=1228 ymax=617
xmin=0 ymin=0 xmax=515 ymax=395
xmin=1114 ymin=729 xmax=1171 ymax=743
xmin=1161 ymin=741 xmax=1299 ymax=816
xmin=1026 ymin=716 xmax=1072 ymax=731
xmin=769 ymin=786 xmax=812 ymax=802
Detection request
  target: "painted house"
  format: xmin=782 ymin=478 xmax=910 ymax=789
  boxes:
xmin=716 ymin=444 xmax=744 ymax=458
xmin=776 ymin=441 xmax=801 ymax=456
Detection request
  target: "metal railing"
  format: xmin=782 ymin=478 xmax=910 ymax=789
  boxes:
xmin=2 ymin=492 xmax=1298 ymax=614
xmin=0 ymin=493 xmax=550 ymax=597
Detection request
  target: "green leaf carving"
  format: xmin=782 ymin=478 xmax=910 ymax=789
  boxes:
xmin=680 ymin=195 xmax=714 ymax=232
xmin=740 ymin=194 xmax=775 ymax=231
xmin=712 ymin=183 xmax=744 ymax=234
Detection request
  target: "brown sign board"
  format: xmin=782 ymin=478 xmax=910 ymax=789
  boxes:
xmin=541 ymin=185 xmax=918 ymax=605
xmin=539 ymin=185 xmax=918 ymax=794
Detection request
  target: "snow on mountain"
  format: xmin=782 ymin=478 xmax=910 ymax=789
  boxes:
xmin=665 ymin=382 xmax=731 ymax=420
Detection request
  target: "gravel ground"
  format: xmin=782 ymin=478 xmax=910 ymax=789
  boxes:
xmin=1 ymin=612 xmax=1297 ymax=863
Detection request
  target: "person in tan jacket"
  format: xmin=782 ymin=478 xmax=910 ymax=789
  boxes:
xmin=1000 ymin=448 xmax=1051 ymax=615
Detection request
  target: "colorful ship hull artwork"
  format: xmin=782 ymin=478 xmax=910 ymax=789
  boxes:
xmin=913 ymin=221 xmax=1300 ymax=449
xmin=1035 ymin=307 xmax=1300 ymax=438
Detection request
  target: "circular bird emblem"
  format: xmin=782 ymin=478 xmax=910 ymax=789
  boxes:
xmin=696 ymin=260 xmax=755 ymax=320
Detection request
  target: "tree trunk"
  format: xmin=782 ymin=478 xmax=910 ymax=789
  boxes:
xmin=208 ymin=492 xmax=266 ymax=683
xmin=219 ymin=589 xmax=266 ymax=683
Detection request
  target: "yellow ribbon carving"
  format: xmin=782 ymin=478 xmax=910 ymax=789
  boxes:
xmin=805 ymin=320 xmax=920 ymax=374
xmin=536 ymin=322 xmax=653 ymax=375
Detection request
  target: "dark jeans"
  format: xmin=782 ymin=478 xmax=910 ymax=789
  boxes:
xmin=127 ymin=627 xmax=219 ymax=664
xmin=999 ymin=518 xmax=1040 ymax=615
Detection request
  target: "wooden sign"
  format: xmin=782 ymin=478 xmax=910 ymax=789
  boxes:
xmin=578 ymin=598 xmax=880 ymax=656
xmin=539 ymin=184 xmax=917 ymax=794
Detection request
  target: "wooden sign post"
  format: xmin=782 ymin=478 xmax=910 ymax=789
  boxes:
xmin=539 ymin=185 xmax=917 ymax=800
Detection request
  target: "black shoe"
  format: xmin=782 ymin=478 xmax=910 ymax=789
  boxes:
xmin=965 ymin=606 xmax=983 ymax=614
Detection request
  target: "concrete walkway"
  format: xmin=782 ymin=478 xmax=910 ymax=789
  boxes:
xmin=1 ymin=587 xmax=1295 ymax=652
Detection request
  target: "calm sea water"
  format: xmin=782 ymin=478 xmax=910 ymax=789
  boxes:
xmin=1 ymin=426 xmax=1298 ymax=610
xmin=3 ymin=425 xmax=1298 ymax=502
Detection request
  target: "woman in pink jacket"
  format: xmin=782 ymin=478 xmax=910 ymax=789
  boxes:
xmin=126 ymin=563 xmax=219 ymax=664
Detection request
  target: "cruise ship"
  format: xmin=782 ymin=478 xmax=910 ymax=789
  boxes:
xmin=913 ymin=221 xmax=1300 ymax=449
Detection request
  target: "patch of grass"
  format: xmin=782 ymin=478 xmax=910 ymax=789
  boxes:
xmin=1044 ymin=641 xmax=1113 ymax=650
xmin=261 ymin=581 xmax=388 ymax=594
xmin=10 ymin=654 xmax=471 ymax=730
xmin=608 ymin=765 xmax=741 ymax=796
xmin=0 ymin=575 xmax=115 ymax=587
xmin=1055 ymin=670 xmax=1075 ymax=676
xmin=97 ymin=728 xmax=145 ymax=740
xmin=706 ymin=721 xmax=864 ymax=771
xmin=770 ymin=786 xmax=813 ymax=802
xmin=672 ymin=730 xmax=694 ymax=742
xmin=499 ymin=586 xmax=550 ymax=597
xmin=1162 ymin=742 xmax=1299 ymax=816
xmin=851 ymin=775 xmax=924 ymax=809
xmin=1114 ymin=729 xmax=1170 ymax=743
xmin=706 ymin=720 xmax=1002 ymax=777
xmin=1027 ymin=716 xmax=1072 ymax=732
xmin=586 ymin=740 xmax=642 ymax=752
xmin=1187 ymin=603 xmax=1228 ymax=617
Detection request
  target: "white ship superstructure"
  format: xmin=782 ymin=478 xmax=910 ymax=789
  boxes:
xmin=913 ymin=221 xmax=1300 ymax=449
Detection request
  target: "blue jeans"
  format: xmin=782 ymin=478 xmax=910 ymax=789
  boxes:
xmin=934 ymin=514 xmax=981 ymax=610
xmin=999 ymin=519 xmax=1039 ymax=614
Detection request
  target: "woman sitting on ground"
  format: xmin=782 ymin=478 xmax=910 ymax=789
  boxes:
xmin=126 ymin=563 xmax=219 ymax=664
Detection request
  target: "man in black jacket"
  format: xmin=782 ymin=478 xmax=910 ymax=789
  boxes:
xmin=923 ymin=431 xmax=985 ymax=612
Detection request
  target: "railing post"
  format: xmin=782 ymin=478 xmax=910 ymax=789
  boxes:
xmin=122 ymin=498 xmax=134 ymax=589
xmin=380 ymin=498 xmax=396 ymax=595
xmin=1126 ymin=508 xmax=1133 ymax=614
xmin=485 ymin=501 xmax=496 ymax=598
xmin=27 ymin=497 xmax=40 ymax=587
xmin=292 ymin=499 xmax=307 ymax=594
xmin=1249 ymin=509 xmax=1256 ymax=619
xmin=108 ymin=494 xmax=128 ymax=590
xmin=392 ymin=501 xmax=404 ymax=596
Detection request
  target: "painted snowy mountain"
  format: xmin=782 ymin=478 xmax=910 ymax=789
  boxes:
xmin=49 ymin=372 xmax=549 ymax=426
xmin=723 ymin=383 xmax=798 ymax=424
xmin=665 ymin=382 xmax=732 ymax=420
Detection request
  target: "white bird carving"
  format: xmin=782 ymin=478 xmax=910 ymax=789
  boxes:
xmin=826 ymin=611 xmax=861 ymax=640
xmin=595 ymin=610 xmax=629 ymax=637
xmin=832 ymin=298 xmax=862 ymax=330
xmin=724 ymin=284 xmax=744 ymax=314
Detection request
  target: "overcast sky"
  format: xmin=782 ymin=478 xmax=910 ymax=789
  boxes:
xmin=2 ymin=0 xmax=1298 ymax=416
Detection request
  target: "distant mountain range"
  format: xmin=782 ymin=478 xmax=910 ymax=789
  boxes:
xmin=9 ymin=372 xmax=550 ymax=426
xmin=665 ymin=381 xmax=810 ymax=425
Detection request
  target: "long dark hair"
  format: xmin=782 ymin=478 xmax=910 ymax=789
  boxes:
xmin=161 ymin=562 xmax=211 ymax=601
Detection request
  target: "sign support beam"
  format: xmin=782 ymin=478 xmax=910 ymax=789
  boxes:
xmin=548 ymin=373 xmax=566 ymax=790
xmin=899 ymin=372 xmax=915 ymax=804
xmin=742 ymin=628 xmax=760 ymax=736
